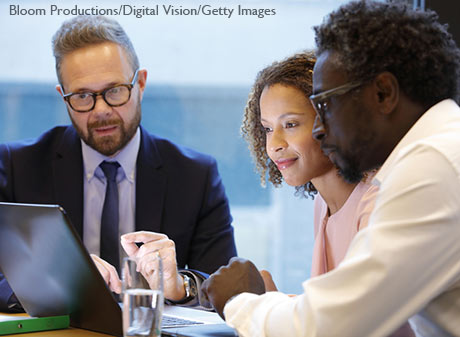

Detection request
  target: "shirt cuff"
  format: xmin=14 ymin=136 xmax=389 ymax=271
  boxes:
xmin=224 ymin=291 xmax=294 ymax=337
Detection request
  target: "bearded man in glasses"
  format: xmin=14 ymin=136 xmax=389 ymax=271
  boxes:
xmin=0 ymin=15 xmax=236 ymax=312
xmin=202 ymin=1 xmax=460 ymax=336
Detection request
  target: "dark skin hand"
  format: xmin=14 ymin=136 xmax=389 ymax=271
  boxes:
xmin=201 ymin=257 xmax=266 ymax=319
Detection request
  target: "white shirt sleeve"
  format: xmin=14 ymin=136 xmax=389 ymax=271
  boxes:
xmin=224 ymin=144 xmax=460 ymax=337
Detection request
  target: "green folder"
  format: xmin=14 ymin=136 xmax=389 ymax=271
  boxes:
xmin=0 ymin=315 xmax=70 ymax=335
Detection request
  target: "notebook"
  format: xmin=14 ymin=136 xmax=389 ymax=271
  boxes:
xmin=0 ymin=202 xmax=236 ymax=336
xmin=0 ymin=314 xmax=69 ymax=335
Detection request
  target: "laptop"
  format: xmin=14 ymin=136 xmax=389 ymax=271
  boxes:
xmin=0 ymin=202 xmax=236 ymax=336
xmin=162 ymin=306 xmax=236 ymax=336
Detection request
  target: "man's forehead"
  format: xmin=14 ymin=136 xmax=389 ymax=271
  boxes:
xmin=313 ymin=51 xmax=347 ymax=92
xmin=60 ymin=43 xmax=132 ymax=91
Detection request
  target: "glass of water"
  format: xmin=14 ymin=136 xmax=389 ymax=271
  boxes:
xmin=122 ymin=254 xmax=164 ymax=337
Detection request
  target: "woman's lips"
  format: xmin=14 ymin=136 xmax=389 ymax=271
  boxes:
xmin=274 ymin=158 xmax=297 ymax=170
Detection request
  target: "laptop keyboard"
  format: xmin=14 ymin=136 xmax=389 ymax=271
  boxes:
xmin=161 ymin=315 xmax=204 ymax=328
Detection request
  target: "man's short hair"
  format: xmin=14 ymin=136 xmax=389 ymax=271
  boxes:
xmin=314 ymin=0 xmax=460 ymax=108
xmin=52 ymin=16 xmax=139 ymax=87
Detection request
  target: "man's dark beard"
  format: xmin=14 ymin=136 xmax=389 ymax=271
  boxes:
xmin=69 ymin=100 xmax=141 ymax=156
xmin=331 ymin=147 xmax=364 ymax=184
xmin=336 ymin=162 xmax=364 ymax=184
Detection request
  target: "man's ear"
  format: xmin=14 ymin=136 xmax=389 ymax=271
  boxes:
xmin=137 ymin=69 xmax=148 ymax=100
xmin=374 ymin=72 xmax=399 ymax=116
xmin=56 ymin=85 xmax=64 ymax=98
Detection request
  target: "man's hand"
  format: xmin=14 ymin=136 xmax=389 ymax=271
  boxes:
xmin=260 ymin=269 xmax=278 ymax=291
xmin=91 ymin=254 xmax=122 ymax=294
xmin=121 ymin=231 xmax=186 ymax=301
xmin=201 ymin=257 xmax=265 ymax=319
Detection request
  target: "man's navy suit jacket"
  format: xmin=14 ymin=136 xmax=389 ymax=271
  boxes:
xmin=0 ymin=125 xmax=236 ymax=311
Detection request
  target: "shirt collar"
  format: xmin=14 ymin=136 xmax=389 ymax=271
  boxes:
xmin=373 ymin=99 xmax=456 ymax=186
xmin=81 ymin=127 xmax=140 ymax=183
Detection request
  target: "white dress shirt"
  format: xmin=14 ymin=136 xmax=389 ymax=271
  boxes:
xmin=82 ymin=127 xmax=140 ymax=257
xmin=224 ymin=99 xmax=460 ymax=337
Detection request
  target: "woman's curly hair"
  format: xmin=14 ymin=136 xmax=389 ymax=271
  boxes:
xmin=314 ymin=0 xmax=460 ymax=108
xmin=241 ymin=51 xmax=318 ymax=197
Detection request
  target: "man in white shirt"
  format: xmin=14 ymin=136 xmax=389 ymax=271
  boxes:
xmin=201 ymin=1 xmax=460 ymax=336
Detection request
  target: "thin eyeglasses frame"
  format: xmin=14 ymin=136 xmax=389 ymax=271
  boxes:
xmin=309 ymin=80 xmax=366 ymax=123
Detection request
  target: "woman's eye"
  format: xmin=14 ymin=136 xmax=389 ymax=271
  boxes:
xmin=285 ymin=122 xmax=298 ymax=128
xmin=263 ymin=127 xmax=272 ymax=134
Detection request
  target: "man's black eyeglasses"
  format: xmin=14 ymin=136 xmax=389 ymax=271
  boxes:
xmin=309 ymin=81 xmax=365 ymax=122
xmin=63 ymin=69 xmax=139 ymax=113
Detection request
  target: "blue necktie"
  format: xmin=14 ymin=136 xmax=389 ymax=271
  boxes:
xmin=100 ymin=161 xmax=121 ymax=273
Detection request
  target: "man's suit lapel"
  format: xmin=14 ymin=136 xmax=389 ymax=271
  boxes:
xmin=135 ymin=127 xmax=166 ymax=232
xmin=53 ymin=126 xmax=84 ymax=238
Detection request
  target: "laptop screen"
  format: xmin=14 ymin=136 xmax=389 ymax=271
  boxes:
xmin=0 ymin=202 xmax=122 ymax=336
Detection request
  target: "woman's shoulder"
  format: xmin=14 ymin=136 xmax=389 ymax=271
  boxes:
xmin=313 ymin=193 xmax=328 ymax=233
